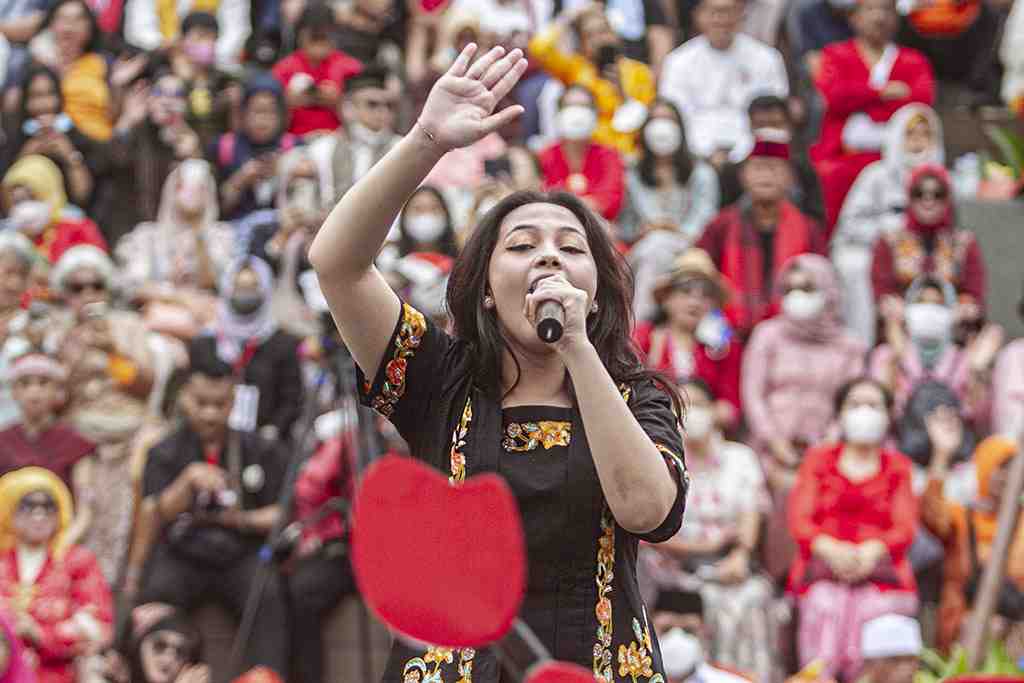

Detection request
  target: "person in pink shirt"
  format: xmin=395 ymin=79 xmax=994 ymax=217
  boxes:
xmin=993 ymin=285 xmax=1024 ymax=440
xmin=272 ymin=3 xmax=363 ymax=137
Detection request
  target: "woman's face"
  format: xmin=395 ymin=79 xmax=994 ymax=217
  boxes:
xmin=149 ymin=75 xmax=187 ymax=127
xmin=841 ymin=381 xmax=888 ymax=421
xmin=663 ymin=278 xmax=715 ymax=331
xmin=0 ymin=252 xmax=30 ymax=313
xmin=782 ymin=268 xmax=815 ymax=297
xmin=487 ymin=202 xmax=598 ymax=353
xmin=914 ymin=285 xmax=944 ymax=306
xmin=406 ymin=190 xmax=444 ymax=218
xmin=648 ymin=102 xmax=677 ymax=125
xmin=909 ymin=175 xmax=949 ymax=226
xmin=6 ymin=185 xmax=35 ymax=210
xmin=232 ymin=267 xmax=262 ymax=299
xmin=13 ymin=490 xmax=59 ymax=546
xmin=904 ymin=118 xmax=934 ymax=156
xmin=52 ymin=1 xmax=92 ymax=55
xmin=140 ymin=630 xmax=189 ymax=683
xmin=25 ymin=74 xmax=61 ymax=120
xmin=65 ymin=266 xmax=109 ymax=316
xmin=244 ymin=93 xmax=282 ymax=143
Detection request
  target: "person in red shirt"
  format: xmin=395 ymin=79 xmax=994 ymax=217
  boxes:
xmin=538 ymin=84 xmax=626 ymax=220
xmin=272 ymin=3 xmax=363 ymax=137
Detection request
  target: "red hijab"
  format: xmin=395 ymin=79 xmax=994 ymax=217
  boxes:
xmin=906 ymin=164 xmax=954 ymax=236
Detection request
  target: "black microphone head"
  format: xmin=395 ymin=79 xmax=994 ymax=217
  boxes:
xmin=537 ymin=318 xmax=563 ymax=343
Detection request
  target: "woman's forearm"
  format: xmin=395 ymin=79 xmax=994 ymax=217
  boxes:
xmin=563 ymin=340 xmax=678 ymax=534
xmin=310 ymin=125 xmax=446 ymax=282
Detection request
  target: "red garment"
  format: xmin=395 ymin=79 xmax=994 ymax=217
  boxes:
xmin=272 ymin=50 xmax=363 ymax=136
xmin=84 ymin=0 xmax=124 ymax=37
xmin=811 ymin=40 xmax=935 ymax=231
xmin=293 ymin=434 xmax=355 ymax=553
xmin=905 ymin=164 xmax=954 ymax=236
xmin=538 ymin=141 xmax=625 ymax=220
xmin=632 ymin=321 xmax=743 ymax=420
xmin=0 ymin=546 xmax=114 ymax=683
xmin=787 ymin=443 xmax=918 ymax=595
xmin=870 ymin=228 xmax=987 ymax=308
xmin=34 ymin=216 xmax=108 ymax=264
xmin=0 ymin=423 xmax=95 ymax=491
xmin=696 ymin=201 xmax=826 ymax=339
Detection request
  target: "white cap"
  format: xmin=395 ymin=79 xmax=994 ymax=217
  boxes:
xmin=660 ymin=628 xmax=704 ymax=679
xmin=861 ymin=615 xmax=923 ymax=659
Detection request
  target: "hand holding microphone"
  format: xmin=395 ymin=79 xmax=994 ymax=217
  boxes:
xmin=525 ymin=274 xmax=592 ymax=346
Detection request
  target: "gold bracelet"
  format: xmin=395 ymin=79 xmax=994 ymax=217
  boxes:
xmin=416 ymin=119 xmax=441 ymax=148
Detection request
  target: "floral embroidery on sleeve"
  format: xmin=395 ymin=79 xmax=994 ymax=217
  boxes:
xmin=449 ymin=397 xmax=472 ymax=484
xmin=368 ymin=303 xmax=427 ymax=418
xmin=655 ymin=443 xmax=690 ymax=493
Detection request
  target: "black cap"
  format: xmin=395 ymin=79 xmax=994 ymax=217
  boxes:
xmin=297 ymin=2 xmax=336 ymax=36
xmin=346 ymin=65 xmax=389 ymax=93
xmin=654 ymin=589 xmax=704 ymax=617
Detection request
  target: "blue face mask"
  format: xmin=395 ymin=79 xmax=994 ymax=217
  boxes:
xmin=22 ymin=113 xmax=73 ymax=137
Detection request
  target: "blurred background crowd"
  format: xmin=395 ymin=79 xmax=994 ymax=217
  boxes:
xmin=0 ymin=0 xmax=1023 ymax=680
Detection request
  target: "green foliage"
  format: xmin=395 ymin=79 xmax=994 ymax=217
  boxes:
xmin=914 ymin=642 xmax=1023 ymax=683
xmin=983 ymin=125 xmax=1024 ymax=179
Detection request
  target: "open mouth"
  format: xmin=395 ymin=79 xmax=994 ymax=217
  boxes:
xmin=528 ymin=273 xmax=557 ymax=294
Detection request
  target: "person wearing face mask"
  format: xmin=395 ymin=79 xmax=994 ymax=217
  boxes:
xmin=788 ymin=377 xmax=919 ymax=682
xmin=651 ymin=590 xmax=752 ymax=683
xmin=742 ymin=255 xmax=866 ymax=580
xmin=619 ymin=99 xmax=720 ymax=243
xmin=391 ymin=186 xmax=458 ymax=324
xmin=192 ymin=256 xmax=304 ymax=442
xmin=834 ymin=105 xmax=944 ymax=347
xmin=643 ymin=378 xmax=777 ymax=682
xmin=0 ymin=155 xmax=107 ymax=264
xmin=539 ymin=85 xmax=626 ymax=221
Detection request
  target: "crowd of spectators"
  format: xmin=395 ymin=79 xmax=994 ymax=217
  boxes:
xmin=0 ymin=0 xmax=1022 ymax=680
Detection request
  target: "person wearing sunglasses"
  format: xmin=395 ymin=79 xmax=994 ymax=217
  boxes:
xmin=118 ymin=604 xmax=206 ymax=683
xmin=871 ymin=164 xmax=987 ymax=345
xmin=49 ymin=245 xmax=156 ymax=585
xmin=0 ymin=467 xmax=114 ymax=683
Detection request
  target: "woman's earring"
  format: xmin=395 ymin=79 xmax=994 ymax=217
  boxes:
xmin=483 ymin=295 xmax=495 ymax=309
xmin=590 ymin=302 xmax=599 ymax=314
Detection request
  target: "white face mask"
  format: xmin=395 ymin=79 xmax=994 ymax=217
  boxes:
xmin=404 ymin=213 xmax=447 ymax=244
xmin=684 ymin=406 xmax=715 ymax=441
xmin=557 ymin=105 xmax=597 ymax=142
xmin=660 ymin=627 xmax=704 ymax=679
xmin=644 ymin=118 xmax=683 ymax=156
xmin=842 ymin=405 xmax=889 ymax=445
xmin=781 ymin=290 xmax=826 ymax=321
xmin=905 ymin=302 xmax=953 ymax=343
xmin=904 ymin=148 xmax=935 ymax=169
xmin=9 ymin=200 xmax=52 ymax=236
xmin=350 ymin=121 xmax=394 ymax=146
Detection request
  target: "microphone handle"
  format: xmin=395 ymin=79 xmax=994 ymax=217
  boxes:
xmin=536 ymin=300 xmax=565 ymax=343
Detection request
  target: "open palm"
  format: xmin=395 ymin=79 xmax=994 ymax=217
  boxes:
xmin=419 ymin=44 xmax=528 ymax=151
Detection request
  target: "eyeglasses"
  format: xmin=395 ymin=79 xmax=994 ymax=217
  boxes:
xmin=149 ymin=637 xmax=188 ymax=660
xmin=910 ymin=187 xmax=948 ymax=201
xmin=66 ymin=280 xmax=106 ymax=295
xmin=17 ymin=498 xmax=57 ymax=515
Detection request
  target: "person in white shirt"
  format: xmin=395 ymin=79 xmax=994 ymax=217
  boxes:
xmin=658 ymin=0 xmax=788 ymax=168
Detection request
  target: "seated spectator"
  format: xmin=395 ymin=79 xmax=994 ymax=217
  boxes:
xmin=810 ymin=0 xmax=935 ymax=230
xmin=922 ymin=434 xmax=1024 ymax=652
xmin=0 ymin=0 xmax=49 ymax=90
xmin=659 ymin=0 xmax=788 ymax=167
xmin=165 ymin=12 xmax=241 ymax=150
xmin=858 ymin=615 xmax=923 ymax=683
xmin=871 ymin=166 xmax=987 ymax=317
xmin=1 ymin=154 xmax=107 ymax=263
xmin=50 ymin=245 xmax=155 ymax=582
xmin=652 ymin=590 xmax=754 ymax=683
xmin=0 ymin=608 xmax=33 ymax=683
xmin=529 ymin=2 xmax=656 ymax=156
xmin=718 ymin=95 xmax=826 ymax=222
xmin=538 ymin=85 xmax=625 ymax=221
xmin=992 ymin=283 xmax=1024 ymax=439
xmin=272 ymin=3 xmax=361 ymax=138
xmin=644 ymin=378 xmax=776 ymax=681
xmin=123 ymin=0 xmax=252 ymax=68
xmin=307 ymin=65 xmax=400 ymax=208
xmin=634 ymin=250 xmax=741 ymax=431
xmin=619 ymin=99 xmax=720 ymax=243
xmin=834 ymin=104 xmax=944 ymax=346
xmin=192 ymin=256 xmax=303 ymax=442
xmin=788 ymin=377 xmax=918 ymax=681
xmin=790 ymin=0 xmax=854 ymax=76
xmin=116 ymin=159 xmax=233 ymax=341
xmin=2 ymin=64 xmax=107 ymax=210
xmin=0 ymin=353 xmax=94 ymax=493
xmin=120 ymin=603 xmax=207 ymax=683
xmin=332 ymin=0 xmax=406 ymax=66
xmin=0 ymin=466 xmax=114 ymax=683
xmin=900 ymin=381 xmax=977 ymax=502
xmin=108 ymin=70 xmax=202 ymax=246
xmin=0 ymin=232 xmax=35 ymax=427
xmin=134 ymin=342 xmax=287 ymax=678
xmin=697 ymin=135 xmax=827 ymax=339
xmin=213 ymin=75 xmax=295 ymax=220
xmin=1002 ymin=0 xmax=1024 ymax=114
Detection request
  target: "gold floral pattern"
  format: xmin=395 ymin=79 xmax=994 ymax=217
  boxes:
xmin=593 ymin=508 xmax=616 ymax=682
xmin=401 ymin=645 xmax=475 ymax=683
xmin=449 ymin=397 xmax=472 ymax=484
xmin=617 ymin=618 xmax=665 ymax=683
xmin=655 ymin=444 xmax=690 ymax=494
xmin=502 ymin=421 xmax=572 ymax=452
xmin=887 ymin=229 xmax=970 ymax=291
xmin=369 ymin=304 xmax=426 ymax=418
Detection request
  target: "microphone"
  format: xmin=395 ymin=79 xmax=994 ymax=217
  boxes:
xmin=536 ymin=300 xmax=565 ymax=343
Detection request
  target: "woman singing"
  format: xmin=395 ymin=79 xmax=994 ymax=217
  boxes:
xmin=310 ymin=45 xmax=689 ymax=683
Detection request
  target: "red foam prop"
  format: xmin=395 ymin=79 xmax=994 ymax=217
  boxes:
xmin=351 ymin=455 xmax=527 ymax=648
xmin=525 ymin=661 xmax=597 ymax=683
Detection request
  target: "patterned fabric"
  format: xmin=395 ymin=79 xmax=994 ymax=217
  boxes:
xmin=369 ymin=304 xmax=426 ymax=419
xmin=502 ymin=421 xmax=572 ymax=452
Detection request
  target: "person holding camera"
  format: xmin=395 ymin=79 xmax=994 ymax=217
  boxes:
xmin=130 ymin=341 xmax=287 ymax=679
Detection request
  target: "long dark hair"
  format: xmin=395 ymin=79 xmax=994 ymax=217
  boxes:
xmin=42 ymin=0 xmax=105 ymax=55
xmin=120 ymin=608 xmax=203 ymax=683
xmin=637 ymin=99 xmax=694 ymax=188
xmin=446 ymin=190 xmax=683 ymax=416
xmin=3 ymin=64 xmax=66 ymax=167
xmin=398 ymin=185 xmax=459 ymax=258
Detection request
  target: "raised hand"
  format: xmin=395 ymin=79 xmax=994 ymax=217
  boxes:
xmin=417 ymin=44 xmax=528 ymax=152
xmin=925 ymin=404 xmax=963 ymax=464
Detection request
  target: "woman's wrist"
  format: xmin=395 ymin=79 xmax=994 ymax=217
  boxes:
xmin=410 ymin=119 xmax=449 ymax=158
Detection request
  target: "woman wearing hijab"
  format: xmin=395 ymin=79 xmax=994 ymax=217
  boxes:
xmin=0 ymin=609 xmax=36 ymax=683
xmin=119 ymin=603 xmax=207 ymax=683
xmin=0 ymin=467 xmax=113 ymax=683
xmin=1 ymin=155 xmax=107 ymax=265
xmin=833 ymin=104 xmax=944 ymax=346
xmin=191 ymin=256 xmax=304 ymax=442
xmin=213 ymin=76 xmax=296 ymax=220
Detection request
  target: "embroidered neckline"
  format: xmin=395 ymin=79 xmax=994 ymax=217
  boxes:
xmin=502 ymin=420 xmax=572 ymax=452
